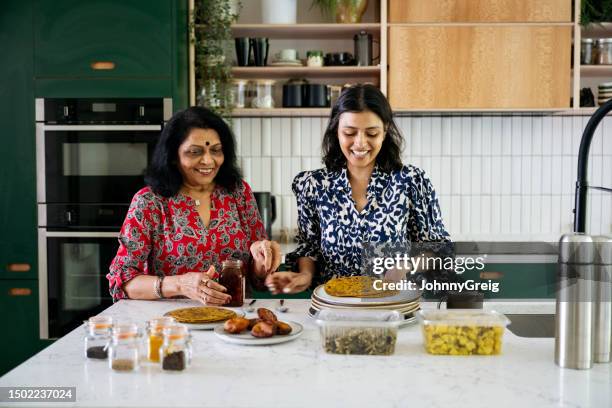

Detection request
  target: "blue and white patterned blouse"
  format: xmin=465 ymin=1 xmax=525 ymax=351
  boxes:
xmin=286 ymin=165 xmax=450 ymax=284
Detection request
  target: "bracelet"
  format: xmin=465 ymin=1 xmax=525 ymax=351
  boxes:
xmin=154 ymin=276 xmax=165 ymax=299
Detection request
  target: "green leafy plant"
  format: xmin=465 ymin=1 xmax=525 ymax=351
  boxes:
xmin=310 ymin=0 xmax=338 ymax=17
xmin=581 ymin=0 xmax=612 ymax=26
xmin=192 ymin=0 xmax=241 ymax=119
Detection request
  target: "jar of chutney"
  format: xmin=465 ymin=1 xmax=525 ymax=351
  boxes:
xmin=219 ymin=259 xmax=244 ymax=307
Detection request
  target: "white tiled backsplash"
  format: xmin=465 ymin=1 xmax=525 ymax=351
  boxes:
xmin=233 ymin=115 xmax=612 ymax=241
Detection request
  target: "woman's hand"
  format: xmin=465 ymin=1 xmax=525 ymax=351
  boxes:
xmin=250 ymin=240 xmax=281 ymax=277
xmin=265 ymin=271 xmax=312 ymax=295
xmin=177 ymin=266 xmax=231 ymax=305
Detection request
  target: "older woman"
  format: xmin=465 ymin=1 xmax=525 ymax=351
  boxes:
xmin=266 ymin=84 xmax=450 ymax=294
xmin=107 ymin=106 xmax=281 ymax=303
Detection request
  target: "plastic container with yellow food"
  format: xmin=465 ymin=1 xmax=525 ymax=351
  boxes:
xmin=417 ymin=309 xmax=510 ymax=356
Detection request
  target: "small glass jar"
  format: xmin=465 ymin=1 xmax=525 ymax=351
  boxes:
xmin=160 ymin=325 xmax=192 ymax=371
xmin=307 ymin=50 xmax=324 ymax=67
xmin=581 ymin=38 xmax=594 ymax=65
xmin=83 ymin=316 xmax=113 ymax=360
xmin=219 ymin=259 xmax=244 ymax=307
xmin=145 ymin=317 xmax=175 ymax=363
xmin=109 ymin=323 xmax=141 ymax=372
xmin=252 ymin=79 xmax=275 ymax=108
xmin=231 ymin=79 xmax=250 ymax=108
xmin=594 ymin=38 xmax=612 ymax=65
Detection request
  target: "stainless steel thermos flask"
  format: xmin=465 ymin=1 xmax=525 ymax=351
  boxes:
xmin=592 ymin=235 xmax=612 ymax=363
xmin=555 ymin=233 xmax=594 ymax=369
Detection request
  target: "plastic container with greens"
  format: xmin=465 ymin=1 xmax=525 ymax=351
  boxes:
xmin=315 ymin=309 xmax=402 ymax=355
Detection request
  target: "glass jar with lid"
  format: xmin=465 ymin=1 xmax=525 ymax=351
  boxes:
xmin=160 ymin=324 xmax=192 ymax=371
xmin=109 ymin=323 xmax=141 ymax=372
xmin=230 ymin=79 xmax=250 ymax=108
xmin=581 ymin=38 xmax=594 ymax=65
xmin=594 ymin=38 xmax=612 ymax=65
xmin=219 ymin=259 xmax=244 ymax=307
xmin=83 ymin=316 xmax=113 ymax=360
xmin=252 ymin=79 xmax=276 ymax=108
xmin=146 ymin=317 xmax=175 ymax=363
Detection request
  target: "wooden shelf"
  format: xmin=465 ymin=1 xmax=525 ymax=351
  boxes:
xmin=230 ymin=23 xmax=381 ymax=39
xmin=231 ymin=66 xmax=380 ymax=79
xmin=232 ymin=108 xmax=331 ymax=117
xmin=580 ymin=65 xmax=612 ymax=77
xmin=581 ymin=22 xmax=612 ymax=37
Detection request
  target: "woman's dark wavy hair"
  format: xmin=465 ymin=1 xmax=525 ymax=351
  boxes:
xmin=145 ymin=106 xmax=242 ymax=197
xmin=322 ymin=84 xmax=403 ymax=172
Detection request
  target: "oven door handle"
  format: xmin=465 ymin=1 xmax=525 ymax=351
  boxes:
xmin=42 ymin=125 xmax=162 ymax=131
xmin=43 ymin=231 xmax=120 ymax=238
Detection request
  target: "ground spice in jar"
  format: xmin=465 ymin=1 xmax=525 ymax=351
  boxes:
xmin=86 ymin=346 xmax=108 ymax=359
xmin=112 ymin=359 xmax=135 ymax=371
xmin=148 ymin=334 xmax=163 ymax=362
xmin=162 ymin=351 xmax=186 ymax=371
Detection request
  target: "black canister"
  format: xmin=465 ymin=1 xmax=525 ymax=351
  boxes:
xmin=304 ymin=84 xmax=330 ymax=107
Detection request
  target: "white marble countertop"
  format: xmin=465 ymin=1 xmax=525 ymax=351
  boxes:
xmin=0 ymin=299 xmax=610 ymax=408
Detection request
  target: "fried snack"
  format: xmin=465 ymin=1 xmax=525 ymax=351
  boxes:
xmin=165 ymin=306 xmax=236 ymax=323
xmin=223 ymin=317 xmax=250 ymax=334
xmin=251 ymin=321 xmax=276 ymax=338
xmin=248 ymin=318 xmax=263 ymax=330
xmin=257 ymin=308 xmax=278 ymax=323
xmin=324 ymin=276 xmax=399 ymax=298
xmin=276 ymin=321 xmax=292 ymax=335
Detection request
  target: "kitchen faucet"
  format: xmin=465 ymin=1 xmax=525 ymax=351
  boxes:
xmin=573 ymin=98 xmax=612 ymax=233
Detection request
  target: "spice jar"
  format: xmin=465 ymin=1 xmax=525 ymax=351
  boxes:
xmin=160 ymin=325 xmax=192 ymax=371
xmin=146 ymin=317 xmax=175 ymax=363
xmin=252 ymin=79 xmax=275 ymax=108
xmin=219 ymin=259 xmax=244 ymax=307
xmin=83 ymin=316 xmax=113 ymax=360
xmin=109 ymin=323 xmax=141 ymax=372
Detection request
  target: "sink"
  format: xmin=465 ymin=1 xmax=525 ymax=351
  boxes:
xmin=506 ymin=314 xmax=555 ymax=338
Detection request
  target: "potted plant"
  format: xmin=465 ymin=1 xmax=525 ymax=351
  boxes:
xmin=311 ymin=0 xmax=369 ymax=24
xmin=580 ymin=0 xmax=612 ymax=26
xmin=193 ymin=0 xmax=241 ymax=119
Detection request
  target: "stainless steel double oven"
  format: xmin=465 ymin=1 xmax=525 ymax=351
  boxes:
xmin=36 ymin=98 xmax=172 ymax=338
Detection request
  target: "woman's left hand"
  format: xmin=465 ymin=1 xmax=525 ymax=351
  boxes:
xmin=250 ymin=240 xmax=281 ymax=277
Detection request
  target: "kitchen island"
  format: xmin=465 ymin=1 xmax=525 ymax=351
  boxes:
xmin=0 ymin=299 xmax=610 ymax=408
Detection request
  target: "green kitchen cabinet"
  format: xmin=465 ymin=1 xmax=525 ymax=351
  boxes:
xmin=34 ymin=0 xmax=173 ymax=79
xmin=0 ymin=280 xmax=49 ymax=376
xmin=0 ymin=0 xmax=37 ymax=281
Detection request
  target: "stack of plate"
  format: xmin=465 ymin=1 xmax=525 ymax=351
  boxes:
xmin=598 ymin=82 xmax=612 ymax=106
xmin=309 ymin=284 xmax=421 ymax=325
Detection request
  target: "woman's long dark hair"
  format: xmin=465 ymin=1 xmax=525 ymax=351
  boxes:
xmin=145 ymin=106 xmax=242 ymax=197
xmin=322 ymin=84 xmax=403 ymax=172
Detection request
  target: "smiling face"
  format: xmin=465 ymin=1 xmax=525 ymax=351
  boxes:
xmin=177 ymin=128 xmax=224 ymax=189
xmin=337 ymin=110 xmax=385 ymax=172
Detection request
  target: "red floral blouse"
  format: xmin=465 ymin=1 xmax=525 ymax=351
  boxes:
xmin=107 ymin=180 xmax=267 ymax=301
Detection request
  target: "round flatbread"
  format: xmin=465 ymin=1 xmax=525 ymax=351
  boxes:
xmin=324 ymin=276 xmax=399 ymax=298
xmin=165 ymin=306 xmax=236 ymax=324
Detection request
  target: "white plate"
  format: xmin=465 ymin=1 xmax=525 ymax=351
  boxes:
xmin=213 ymin=321 xmax=304 ymax=345
xmin=174 ymin=309 xmax=245 ymax=330
xmin=314 ymin=284 xmax=421 ymax=306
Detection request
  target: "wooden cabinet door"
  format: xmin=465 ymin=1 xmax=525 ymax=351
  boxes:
xmin=34 ymin=0 xmax=172 ymax=78
xmin=389 ymin=0 xmax=571 ymax=23
xmin=388 ymin=26 xmax=572 ymax=109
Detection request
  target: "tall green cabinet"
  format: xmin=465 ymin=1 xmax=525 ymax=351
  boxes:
xmin=0 ymin=0 xmax=188 ymax=376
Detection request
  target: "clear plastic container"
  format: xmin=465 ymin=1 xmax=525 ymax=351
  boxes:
xmin=145 ymin=317 xmax=175 ymax=363
xmin=230 ymin=79 xmax=250 ymax=108
xmin=83 ymin=316 xmax=113 ymax=360
xmin=109 ymin=323 xmax=141 ymax=371
xmin=315 ymin=309 xmax=401 ymax=355
xmin=160 ymin=324 xmax=192 ymax=371
xmin=417 ymin=309 xmax=510 ymax=356
xmin=252 ymin=79 xmax=276 ymax=108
